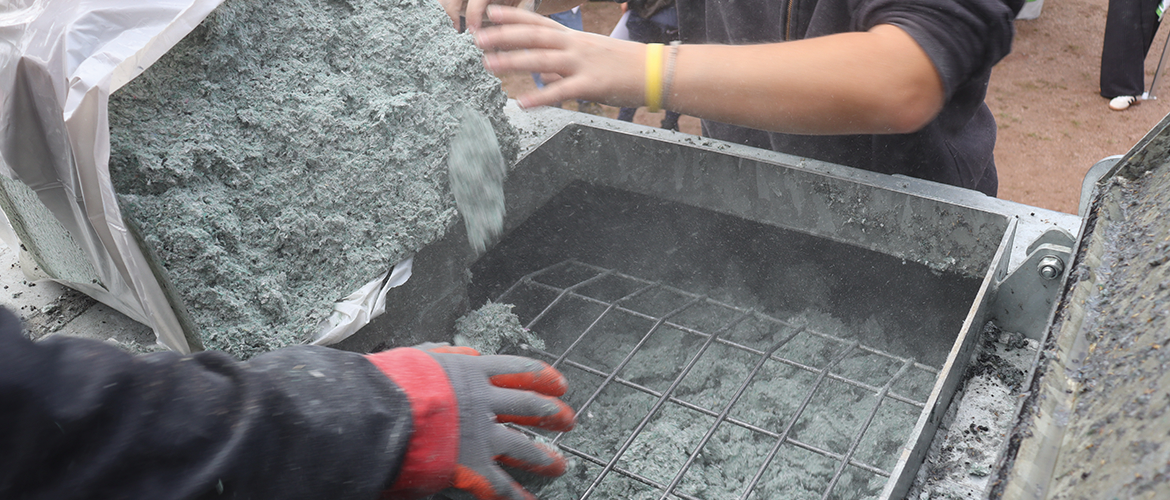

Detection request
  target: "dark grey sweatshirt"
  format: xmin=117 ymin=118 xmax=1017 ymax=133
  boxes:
xmin=676 ymin=0 xmax=1024 ymax=195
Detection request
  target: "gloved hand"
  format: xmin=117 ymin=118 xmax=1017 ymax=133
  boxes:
xmin=366 ymin=344 xmax=576 ymax=500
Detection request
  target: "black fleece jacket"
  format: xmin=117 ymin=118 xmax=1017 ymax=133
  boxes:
xmin=0 ymin=306 xmax=411 ymax=500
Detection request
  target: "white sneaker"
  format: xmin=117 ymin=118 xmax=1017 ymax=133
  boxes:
xmin=1109 ymin=95 xmax=1137 ymax=111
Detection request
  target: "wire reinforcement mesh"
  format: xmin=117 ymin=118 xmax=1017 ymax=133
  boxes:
xmin=496 ymin=260 xmax=939 ymax=500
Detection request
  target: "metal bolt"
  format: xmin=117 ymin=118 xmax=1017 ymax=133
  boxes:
xmin=1037 ymin=255 xmax=1065 ymax=280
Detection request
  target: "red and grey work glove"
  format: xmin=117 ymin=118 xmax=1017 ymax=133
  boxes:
xmin=366 ymin=344 xmax=576 ymax=500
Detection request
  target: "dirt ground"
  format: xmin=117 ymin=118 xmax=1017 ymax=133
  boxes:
xmin=500 ymin=0 xmax=1170 ymax=215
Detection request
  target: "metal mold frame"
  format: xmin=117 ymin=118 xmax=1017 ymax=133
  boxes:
xmin=495 ymin=104 xmax=1082 ymax=498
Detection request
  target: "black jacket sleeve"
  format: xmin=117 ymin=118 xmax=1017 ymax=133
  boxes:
xmin=852 ymin=0 xmax=1020 ymax=99
xmin=0 ymin=306 xmax=413 ymax=500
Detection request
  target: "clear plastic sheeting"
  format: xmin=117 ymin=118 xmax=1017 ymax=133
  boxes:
xmin=0 ymin=0 xmax=409 ymax=353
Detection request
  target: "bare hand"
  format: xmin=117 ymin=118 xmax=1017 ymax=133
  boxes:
xmin=475 ymin=6 xmax=645 ymax=109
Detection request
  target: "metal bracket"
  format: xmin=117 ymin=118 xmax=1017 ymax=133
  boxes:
xmin=991 ymin=227 xmax=1075 ymax=340
xmin=1079 ymin=155 xmax=1122 ymax=217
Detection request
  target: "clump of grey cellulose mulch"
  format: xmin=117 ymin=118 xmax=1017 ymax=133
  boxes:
xmin=107 ymin=0 xmax=518 ymax=358
xmin=448 ymin=106 xmax=507 ymax=254
xmin=454 ymin=301 xmax=544 ymax=355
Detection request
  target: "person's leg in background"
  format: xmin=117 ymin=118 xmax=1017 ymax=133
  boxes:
xmin=552 ymin=9 xmax=604 ymax=115
xmin=612 ymin=7 xmax=640 ymax=122
xmin=616 ymin=5 xmax=683 ymax=129
xmin=533 ymin=8 xmax=606 ymax=114
xmin=548 ymin=7 xmax=583 ymax=31
xmin=1100 ymin=0 xmax=1164 ymax=110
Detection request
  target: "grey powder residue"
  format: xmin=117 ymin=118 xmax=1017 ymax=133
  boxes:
xmin=909 ymin=321 xmax=1037 ymax=500
xmin=449 ymin=106 xmax=507 ymax=254
xmin=454 ymin=301 xmax=544 ymax=355
xmin=1035 ymin=161 xmax=1170 ymax=499
xmin=106 ymin=0 xmax=517 ymax=358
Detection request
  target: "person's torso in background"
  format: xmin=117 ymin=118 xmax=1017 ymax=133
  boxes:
xmin=672 ymin=0 xmax=1018 ymax=195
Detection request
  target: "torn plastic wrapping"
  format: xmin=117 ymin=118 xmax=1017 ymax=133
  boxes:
xmin=312 ymin=258 xmax=412 ymax=346
xmin=0 ymin=0 xmax=411 ymax=353
xmin=0 ymin=208 xmax=17 ymax=251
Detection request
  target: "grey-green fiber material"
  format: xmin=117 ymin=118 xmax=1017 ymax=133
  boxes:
xmin=448 ymin=106 xmax=507 ymax=254
xmin=453 ymin=300 xmax=543 ymax=355
xmin=107 ymin=0 xmax=517 ymax=358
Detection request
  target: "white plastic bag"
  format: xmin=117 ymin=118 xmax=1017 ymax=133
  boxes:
xmin=0 ymin=0 xmax=409 ymax=353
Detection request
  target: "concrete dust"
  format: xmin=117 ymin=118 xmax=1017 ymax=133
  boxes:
xmin=16 ymin=286 xmax=95 ymax=341
xmin=107 ymin=0 xmax=517 ymax=358
xmin=909 ymin=321 xmax=1038 ymax=500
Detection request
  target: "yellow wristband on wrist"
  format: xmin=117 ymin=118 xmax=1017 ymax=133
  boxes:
xmin=645 ymin=43 xmax=665 ymax=112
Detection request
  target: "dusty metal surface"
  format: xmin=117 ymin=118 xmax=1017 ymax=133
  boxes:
xmin=461 ymin=123 xmax=1088 ymax=499
xmin=989 ymin=227 xmax=1075 ymax=342
xmin=490 ymin=108 xmax=1092 ymax=500
xmin=996 ymin=114 xmax=1170 ymax=500
xmin=468 ymin=178 xmax=993 ymax=498
xmin=907 ymin=320 xmax=1040 ymax=499
xmin=511 ymin=124 xmax=1006 ymax=280
xmin=504 ymin=105 xmax=1080 ymax=278
xmin=882 ymin=222 xmax=1015 ymax=499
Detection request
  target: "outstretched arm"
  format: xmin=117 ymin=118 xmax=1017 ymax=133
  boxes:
xmin=0 ymin=306 xmax=576 ymax=500
xmin=475 ymin=6 xmax=945 ymax=135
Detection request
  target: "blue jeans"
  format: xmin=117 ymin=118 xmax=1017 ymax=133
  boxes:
xmin=618 ymin=7 xmax=681 ymax=129
xmin=533 ymin=9 xmax=583 ymax=89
